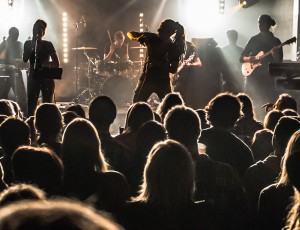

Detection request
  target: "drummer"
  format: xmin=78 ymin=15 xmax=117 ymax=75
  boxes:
xmin=103 ymin=31 xmax=129 ymax=63
xmin=0 ymin=27 xmax=26 ymax=113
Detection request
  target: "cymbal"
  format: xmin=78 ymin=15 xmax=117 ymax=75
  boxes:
xmin=130 ymin=46 xmax=147 ymax=49
xmin=72 ymin=47 xmax=97 ymax=50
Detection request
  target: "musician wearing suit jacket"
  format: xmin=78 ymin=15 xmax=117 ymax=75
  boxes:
xmin=240 ymin=15 xmax=283 ymax=119
xmin=23 ymin=19 xmax=60 ymax=116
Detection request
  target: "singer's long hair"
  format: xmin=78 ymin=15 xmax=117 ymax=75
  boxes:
xmin=159 ymin=19 xmax=186 ymax=63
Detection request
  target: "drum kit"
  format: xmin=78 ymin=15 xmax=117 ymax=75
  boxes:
xmin=72 ymin=46 xmax=143 ymax=106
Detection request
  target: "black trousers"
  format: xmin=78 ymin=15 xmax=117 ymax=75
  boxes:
xmin=27 ymin=74 xmax=55 ymax=116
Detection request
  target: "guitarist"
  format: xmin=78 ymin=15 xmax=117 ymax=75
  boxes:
xmin=23 ymin=19 xmax=60 ymax=116
xmin=240 ymin=14 xmax=283 ymax=120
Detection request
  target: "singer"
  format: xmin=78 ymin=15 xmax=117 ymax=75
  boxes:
xmin=23 ymin=19 xmax=60 ymax=116
xmin=127 ymin=19 xmax=186 ymax=103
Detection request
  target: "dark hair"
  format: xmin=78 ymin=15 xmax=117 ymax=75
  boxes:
xmin=67 ymin=104 xmax=86 ymax=118
xmin=12 ymin=146 xmax=63 ymax=195
xmin=34 ymin=103 xmax=63 ymax=137
xmin=258 ymin=15 xmax=276 ymax=27
xmin=164 ymin=106 xmax=200 ymax=147
xmin=124 ymin=102 xmax=153 ymax=132
xmin=263 ymin=110 xmax=284 ymax=131
xmin=156 ymin=92 xmax=184 ymax=121
xmin=0 ymin=117 xmax=30 ymax=155
xmin=159 ymin=19 xmax=186 ymax=62
xmin=206 ymin=93 xmax=241 ymax=129
xmin=89 ymin=96 xmax=117 ymax=127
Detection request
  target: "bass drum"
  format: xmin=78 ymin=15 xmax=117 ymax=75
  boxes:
xmin=102 ymin=75 xmax=135 ymax=107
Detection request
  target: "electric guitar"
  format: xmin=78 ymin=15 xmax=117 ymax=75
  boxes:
xmin=241 ymin=36 xmax=296 ymax=77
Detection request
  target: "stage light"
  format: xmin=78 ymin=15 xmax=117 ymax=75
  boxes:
xmin=219 ymin=0 xmax=225 ymax=14
xmin=238 ymin=0 xmax=259 ymax=8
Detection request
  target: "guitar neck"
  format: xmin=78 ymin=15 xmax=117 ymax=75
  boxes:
xmin=259 ymin=43 xmax=285 ymax=60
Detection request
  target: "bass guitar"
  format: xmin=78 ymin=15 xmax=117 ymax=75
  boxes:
xmin=241 ymin=36 xmax=296 ymax=77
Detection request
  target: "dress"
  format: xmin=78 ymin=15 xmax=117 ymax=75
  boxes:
xmin=131 ymin=32 xmax=177 ymax=102
xmin=240 ymin=32 xmax=283 ymax=118
xmin=23 ymin=40 xmax=56 ymax=116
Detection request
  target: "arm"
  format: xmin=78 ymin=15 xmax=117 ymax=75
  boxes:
xmin=103 ymin=43 xmax=115 ymax=63
xmin=23 ymin=40 xmax=34 ymax=63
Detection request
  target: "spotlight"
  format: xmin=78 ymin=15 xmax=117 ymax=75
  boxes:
xmin=238 ymin=0 xmax=259 ymax=8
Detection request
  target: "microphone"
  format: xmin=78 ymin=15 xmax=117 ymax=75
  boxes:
xmin=83 ymin=16 xmax=86 ymax=28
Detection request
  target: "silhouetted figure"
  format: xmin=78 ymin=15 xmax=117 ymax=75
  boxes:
xmin=121 ymin=140 xmax=216 ymax=230
xmin=234 ymin=93 xmax=263 ymax=146
xmin=62 ymin=118 xmax=129 ymax=214
xmin=0 ymin=117 xmax=30 ymax=186
xmin=127 ymin=19 xmax=186 ymax=102
xmin=12 ymin=146 xmax=63 ymax=196
xmin=221 ymin=29 xmax=244 ymax=93
xmin=0 ymin=27 xmax=27 ymax=112
xmin=156 ymin=92 xmax=184 ymax=121
xmin=240 ymin=15 xmax=283 ymax=120
xmin=258 ymin=130 xmax=300 ymax=230
xmin=0 ymin=199 xmax=123 ymax=230
xmin=164 ymin=105 xmax=247 ymax=229
xmin=128 ymin=120 xmax=167 ymax=196
xmin=114 ymin=102 xmax=154 ymax=154
xmin=34 ymin=103 xmax=63 ymax=157
xmin=199 ymin=92 xmax=254 ymax=177
xmin=89 ymin=96 xmax=132 ymax=176
xmin=23 ymin=19 xmax=60 ymax=116
xmin=251 ymin=129 xmax=274 ymax=162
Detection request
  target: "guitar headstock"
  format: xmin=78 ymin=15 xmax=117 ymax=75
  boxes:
xmin=284 ymin=37 xmax=297 ymax=45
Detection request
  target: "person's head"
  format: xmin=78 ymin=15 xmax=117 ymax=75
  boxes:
xmin=124 ymin=102 xmax=154 ymax=132
xmin=258 ymin=14 xmax=276 ymax=33
xmin=237 ymin=93 xmax=256 ymax=119
xmin=12 ymin=146 xmax=63 ymax=196
xmin=136 ymin=140 xmax=194 ymax=207
xmin=251 ymin=129 xmax=274 ymax=162
xmin=164 ymin=106 xmax=200 ymax=150
xmin=34 ymin=103 xmax=63 ymax=139
xmin=136 ymin=120 xmax=167 ymax=159
xmin=157 ymin=92 xmax=184 ymax=121
xmin=66 ymin=104 xmax=86 ymax=119
xmin=113 ymin=31 xmax=125 ymax=47
xmin=8 ymin=27 xmax=19 ymax=42
xmin=0 ymin=117 xmax=30 ymax=156
xmin=0 ymin=184 xmax=46 ymax=207
xmin=273 ymin=93 xmax=297 ymax=112
xmin=62 ymin=111 xmax=80 ymax=126
xmin=33 ymin=19 xmax=47 ymax=39
xmin=263 ymin=110 xmax=284 ymax=131
xmin=226 ymin=29 xmax=238 ymax=44
xmin=157 ymin=19 xmax=186 ymax=62
xmin=0 ymin=199 xmax=123 ymax=230
xmin=205 ymin=92 xmax=242 ymax=129
xmin=62 ymin=118 xmax=108 ymax=175
xmin=0 ymin=99 xmax=15 ymax=117
xmin=278 ymin=130 xmax=300 ymax=187
xmin=89 ymin=96 xmax=117 ymax=128
xmin=272 ymin=116 xmax=300 ymax=156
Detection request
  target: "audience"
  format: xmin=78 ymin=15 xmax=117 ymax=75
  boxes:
xmin=61 ymin=118 xmax=129 ymax=214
